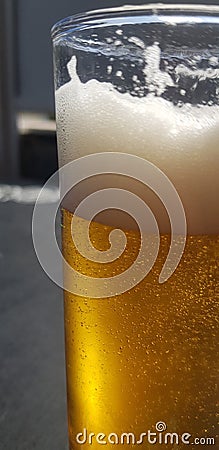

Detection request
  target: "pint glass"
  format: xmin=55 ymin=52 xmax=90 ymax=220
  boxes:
xmin=52 ymin=5 xmax=219 ymax=449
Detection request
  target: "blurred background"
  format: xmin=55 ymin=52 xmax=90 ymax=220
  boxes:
xmin=0 ymin=1 xmax=218 ymax=450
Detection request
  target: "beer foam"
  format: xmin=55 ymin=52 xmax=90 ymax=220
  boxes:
xmin=55 ymin=56 xmax=219 ymax=233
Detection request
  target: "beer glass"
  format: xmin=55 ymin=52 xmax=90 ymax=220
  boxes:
xmin=52 ymin=5 xmax=219 ymax=449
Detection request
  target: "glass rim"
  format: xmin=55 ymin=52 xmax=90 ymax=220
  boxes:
xmin=51 ymin=3 xmax=219 ymax=41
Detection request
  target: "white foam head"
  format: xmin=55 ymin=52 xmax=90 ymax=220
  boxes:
xmin=55 ymin=49 xmax=219 ymax=234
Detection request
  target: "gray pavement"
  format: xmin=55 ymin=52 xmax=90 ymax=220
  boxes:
xmin=0 ymin=200 xmax=68 ymax=450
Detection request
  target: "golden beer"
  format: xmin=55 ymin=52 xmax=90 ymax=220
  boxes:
xmin=62 ymin=208 xmax=218 ymax=449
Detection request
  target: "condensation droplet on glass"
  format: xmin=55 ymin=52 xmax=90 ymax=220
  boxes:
xmin=128 ymin=36 xmax=145 ymax=49
xmin=114 ymin=39 xmax=122 ymax=46
xmin=116 ymin=70 xmax=123 ymax=78
xmin=107 ymin=65 xmax=113 ymax=75
xmin=209 ymin=56 xmax=218 ymax=67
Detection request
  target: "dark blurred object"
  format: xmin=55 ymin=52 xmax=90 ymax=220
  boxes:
xmin=18 ymin=113 xmax=58 ymax=181
xmin=0 ymin=0 xmax=18 ymax=180
xmin=20 ymin=133 xmax=58 ymax=182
